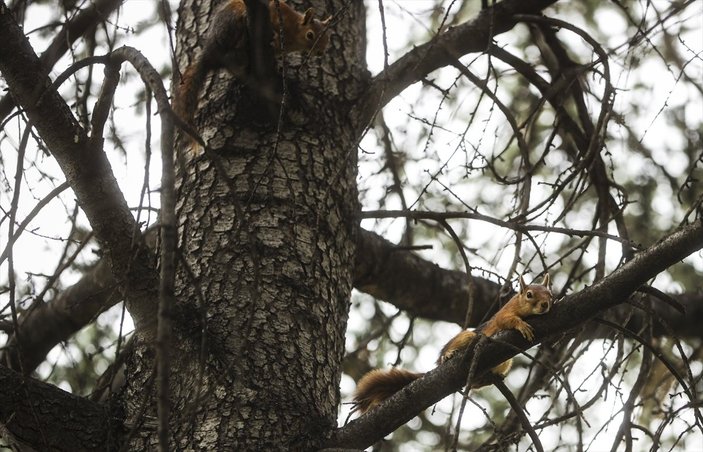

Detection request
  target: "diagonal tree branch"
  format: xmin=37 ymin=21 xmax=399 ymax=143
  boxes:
xmin=350 ymin=0 xmax=559 ymax=130
xmin=355 ymin=228 xmax=505 ymax=324
xmin=328 ymin=219 xmax=703 ymax=449
xmin=0 ymin=365 xmax=117 ymax=450
xmin=1 ymin=257 xmax=120 ymax=373
xmin=356 ymin=228 xmax=703 ymax=339
xmin=0 ymin=4 xmax=159 ymax=332
xmin=4 ymin=226 xmax=702 ymax=375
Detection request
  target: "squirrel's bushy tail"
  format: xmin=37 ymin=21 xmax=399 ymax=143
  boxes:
xmin=173 ymin=60 xmax=207 ymax=126
xmin=352 ymin=368 xmax=423 ymax=414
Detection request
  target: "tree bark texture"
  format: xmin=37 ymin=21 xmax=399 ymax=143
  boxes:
xmin=120 ymin=0 xmax=367 ymax=449
xmin=0 ymin=365 xmax=119 ymax=451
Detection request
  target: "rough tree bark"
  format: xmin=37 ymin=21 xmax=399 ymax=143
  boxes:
xmin=1 ymin=0 xmax=701 ymax=450
xmin=117 ymin=0 xmax=367 ymax=449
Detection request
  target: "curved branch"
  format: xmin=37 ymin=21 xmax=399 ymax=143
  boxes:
xmin=0 ymin=0 xmax=123 ymax=122
xmin=350 ymin=0 xmax=559 ymax=130
xmin=0 ymin=10 xmax=159 ymax=331
xmin=361 ymin=209 xmax=638 ymax=247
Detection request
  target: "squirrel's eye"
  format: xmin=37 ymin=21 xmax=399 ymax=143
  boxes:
xmin=306 ymin=31 xmax=315 ymax=41
xmin=526 ymin=291 xmax=533 ymax=299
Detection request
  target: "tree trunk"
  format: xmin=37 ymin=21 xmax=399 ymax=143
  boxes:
xmin=119 ymin=0 xmax=366 ymax=448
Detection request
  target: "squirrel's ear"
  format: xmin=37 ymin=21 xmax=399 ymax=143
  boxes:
xmin=322 ymin=15 xmax=332 ymax=26
xmin=519 ymin=275 xmax=527 ymax=292
xmin=302 ymin=8 xmax=314 ymax=25
xmin=541 ymin=273 xmax=550 ymax=287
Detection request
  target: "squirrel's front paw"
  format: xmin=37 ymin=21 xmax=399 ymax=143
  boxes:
xmin=516 ymin=322 xmax=535 ymax=341
xmin=438 ymin=349 xmax=454 ymax=364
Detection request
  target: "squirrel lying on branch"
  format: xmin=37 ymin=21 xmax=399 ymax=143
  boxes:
xmin=352 ymin=274 xmax=553 ymax=414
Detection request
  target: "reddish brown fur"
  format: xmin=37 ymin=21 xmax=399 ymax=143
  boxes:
xmin=353 ymin=368 xmax=423 ymax=414
xmin=174 ymin=0 xmax=332 ymax=126
xmin=481 ymin=274 xmax=552 ymax=341
xmin=173 ymin=64 xmax=207 ymax=134
xmin=267 ymin=0 xmax=331 ymax=54
xmin=437 ymin=329 xmax=513 ymax=384
xmin=352 ymin=274 xmax=552 ymax=414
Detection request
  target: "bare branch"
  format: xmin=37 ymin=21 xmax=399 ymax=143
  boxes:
xmin=89 ymin=64 xmax=121 ymax=150
xmin=360 ymin=210 xmax=639 ymax=247
xmin=0 ymin=182 xmax=70 ymax=266
xmin=4 ymin=225 xmax=700 ymax=376
xmin=0 ymin=6 xmax=160 ymax=331
xmin=1 ymin=258 xmax=120 ymax=373
xmin=351 ymin=0 xmax=559 ymax=130
xmin=0 ymin=0 xmax=123 ymax=122
xmin=330 ymin=219 xmax=703 ymax=449
xmin=492 ymin=376 xmax=544 ymax=452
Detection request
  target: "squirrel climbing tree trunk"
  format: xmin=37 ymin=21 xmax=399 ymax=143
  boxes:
xmin=119 ymin=0 xmax=367 ymax=448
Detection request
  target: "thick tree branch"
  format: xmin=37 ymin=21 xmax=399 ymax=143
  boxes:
xmin=0 ymin=366 xmax=117 ymax=450
xmin=1 ymin=258 xmax=119 ymax=373
xmin=351 ymin=0 xmax=558 ymax=130
xmin=4 ymin=226 xmax=701 ymax=375
xmin=355 ymin=229 xmax=703 ymax=337
xmin=355 ymin=229 xmax=505 ymax=324
xmin=1 ymin=228 xmax=158 ymax=374
xmin=330 ymin=219 xmax=703 ymax=449
xmin=0 ymin=5 xmax=159 ymax=331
